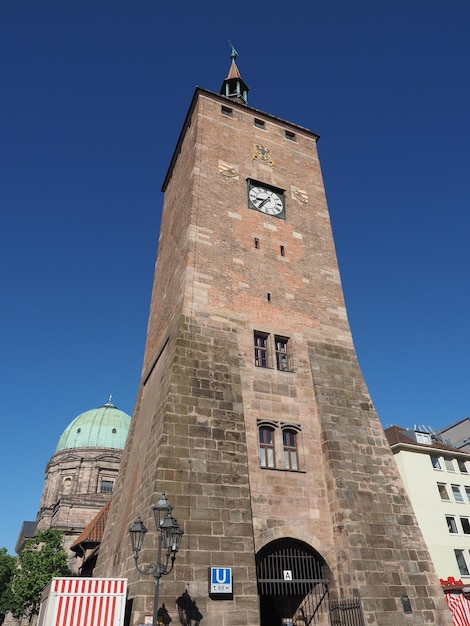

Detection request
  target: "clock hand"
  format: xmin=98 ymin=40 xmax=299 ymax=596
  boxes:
xmin=257 ymin=196 xmax=270 ymax=208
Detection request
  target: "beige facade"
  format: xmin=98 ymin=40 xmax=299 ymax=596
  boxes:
xmin=387 ymin=426 xmax=470 ymax=582
xmin=36 ymin=446 xmax=123 ymax=561
xmin=95 ymin=60 xmax=452 ymax=626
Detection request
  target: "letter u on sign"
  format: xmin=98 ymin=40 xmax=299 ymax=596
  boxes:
xmin=214 ymin=568 xmax=229 ymax=584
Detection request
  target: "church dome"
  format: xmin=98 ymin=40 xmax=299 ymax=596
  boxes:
xmin=55 ymin=402 xmax=131 ymax=451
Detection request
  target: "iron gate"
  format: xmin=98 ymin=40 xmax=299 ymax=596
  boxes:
xmin=256 ymin=538 xmax=329 ymax=625
xmin=256 ymin=539 xmax=365 ymax=626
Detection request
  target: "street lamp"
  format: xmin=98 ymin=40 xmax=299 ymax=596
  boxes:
xmin=129 ymin=494 xmax=184 ymax=626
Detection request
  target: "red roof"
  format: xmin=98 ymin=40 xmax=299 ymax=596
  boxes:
xmin=70 ymin=499 xmax=111 ymax=550
xmin=226 ymin=61 xmax=242 ymax=80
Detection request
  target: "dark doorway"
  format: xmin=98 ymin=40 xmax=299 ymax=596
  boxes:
xmin=256 ymin=537 xmax=328 ymax=626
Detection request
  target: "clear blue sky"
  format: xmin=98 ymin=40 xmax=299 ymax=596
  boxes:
xmin=1 ymin=1 xmax=469 ymax=555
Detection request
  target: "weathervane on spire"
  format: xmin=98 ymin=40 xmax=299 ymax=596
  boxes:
xmin=228 ymin=40 xmax=238 ymax=62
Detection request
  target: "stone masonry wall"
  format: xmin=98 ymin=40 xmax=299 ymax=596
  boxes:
xmin=309 ymin=341 xmax=452 ymax=625
xmin=96 ymin=314 xmax=260 ymax=626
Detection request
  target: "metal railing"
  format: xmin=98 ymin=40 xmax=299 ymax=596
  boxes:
xmin=329 ymin=596 xmax=365 ymax=626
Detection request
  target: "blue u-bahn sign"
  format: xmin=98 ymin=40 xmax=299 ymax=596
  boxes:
xmin=210 ymin=567 xmax=232 ymax=594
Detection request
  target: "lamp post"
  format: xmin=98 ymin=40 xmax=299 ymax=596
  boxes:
xmin=129 ymin=494 xmax=184 ymax=626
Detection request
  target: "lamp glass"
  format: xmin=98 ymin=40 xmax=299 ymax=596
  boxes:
xmin=129 ymin=517 xmax=148 ymax=554
xmin=172 ymin=527 xmax=184 ymax=553
xmin=152 ymin=493 xmax=172 ymax=529
xmin=160 ymin=516 xmax=183 ymax=553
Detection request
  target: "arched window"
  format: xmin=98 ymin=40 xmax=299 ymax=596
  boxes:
xmin=282 ymin=428 xmax=298 ymax=470
xmin=259 ymin=426 xmax=275 ymax=468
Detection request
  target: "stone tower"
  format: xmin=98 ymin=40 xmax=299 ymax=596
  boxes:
xmin=95 ymin=51 xmax=452 ymax=626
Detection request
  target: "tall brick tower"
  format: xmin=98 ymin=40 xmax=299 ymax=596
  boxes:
xmin=96 ymin=49 xmax=452 ymax=626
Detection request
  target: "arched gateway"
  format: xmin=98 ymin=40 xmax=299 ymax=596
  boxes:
xmin=256 ymin=538 xmax=329 ymax=626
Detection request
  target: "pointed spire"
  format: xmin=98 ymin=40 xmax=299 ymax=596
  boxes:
xmin=220 ymin=41 xmax=249 ymax=105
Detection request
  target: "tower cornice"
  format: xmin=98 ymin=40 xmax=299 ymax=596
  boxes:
xmin=161 ymin=87 xmax=319 ymax=192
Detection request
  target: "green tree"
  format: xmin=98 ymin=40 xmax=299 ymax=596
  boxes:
xmin=0 ymin=548 xmax=16 ymax=624
xmin=9 ymin=529 xmax=71 ymax=619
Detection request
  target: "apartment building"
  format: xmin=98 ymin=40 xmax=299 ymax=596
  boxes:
xmin=386 ymin=425 xmax=470 ymax=582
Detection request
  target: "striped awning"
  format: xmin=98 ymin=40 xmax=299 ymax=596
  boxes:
xmin=446 ymin=593 xmax=470 ymax=626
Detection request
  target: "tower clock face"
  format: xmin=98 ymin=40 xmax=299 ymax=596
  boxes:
xmin=248 ymin=182 xmax=285 ymax=218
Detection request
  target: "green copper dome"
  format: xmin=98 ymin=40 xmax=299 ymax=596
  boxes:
xmin=55 ymin=402 xmax=131 ymax=451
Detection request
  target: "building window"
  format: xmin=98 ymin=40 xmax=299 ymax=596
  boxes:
xmin=254 ymin=331 xmax=269 ymax=368
xmin=283 ymin=429 xmax=298 ymax=470
xmin=221 ymin=105 xmax=233 ymax=116
xmin=416 ymin=432 xmax=431 ymax=444
xmin=254 ymin=118 xmax=265 ymax=129
xmin=280 ymin=245 xmax=285 ymax=257
xmin=259 ymin=427 xmax=275 ymax=468
xmin=100 ymin=480 xmax=114 ymax=493
xmin=465 ymin=487 xmax=470 ymax=503
xmin=445 ymin=458 xmax=456 ymax=472
xmin=455 ymin=549 xmax=470 ymax=576
xmin=447 ymin=516 xmax=459 ymax=534
xmin=254 ymin=237 xmax=259 ymax=249
xmin=461 ymin=518 xmax=470 ymax=534
xmin=274 ymin=335 xmax=289 ymax=371
xmin=452 ymin=485 xmax=464 ymax=502
xmin=258 ymin=421 xmax=301 ymax=471
xmin=438 ymin=483 xmax=451 ymax=501
xmin=458 ymin=460 xmax=468 ymax=473
xmin=431 ymin=456 xmax=442 ymax=470
xmin=285 ymin=130 xmax=296 ymax=141
xmin=254 ymin=331 xmax=293 ymax=371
